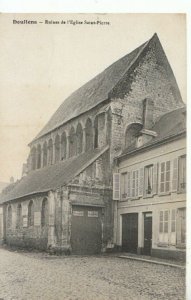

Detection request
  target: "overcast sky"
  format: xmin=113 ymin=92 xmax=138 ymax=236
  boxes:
xmin=0 ymin=13 xmax=186 ymax=183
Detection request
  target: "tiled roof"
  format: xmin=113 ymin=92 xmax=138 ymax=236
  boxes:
xmin=151 ymin=106 xmax=186 ymax=141
xmin=121 ymin=106 xmax=186 ymax=157
xmin=0 ymin=146 xmax=109 ymax=203
xmin=32 ymin=37 xmax=151 ymax=142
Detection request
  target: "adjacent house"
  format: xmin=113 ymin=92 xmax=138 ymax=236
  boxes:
xmin=113 ymin=106 xmax=186 ymax=260
xmin=0 ymin=33 xmax=184 ymax=255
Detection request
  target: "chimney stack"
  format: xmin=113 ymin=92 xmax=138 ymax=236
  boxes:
xmin=142 ymin=98 xmax=154 ymax=129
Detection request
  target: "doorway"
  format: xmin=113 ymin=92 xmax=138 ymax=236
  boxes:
xmin=122 ymin=213 xmax=138 ymax=253
xmin=143 ymin=212 xmax=152 ymax=255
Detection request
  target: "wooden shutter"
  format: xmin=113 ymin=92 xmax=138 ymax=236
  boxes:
xmin=153 ymin=163 xmax=158 ymax=195
xmin=113 ymin=173 xmax=120 ymax=200
xmin=172 ymin=158 xmax=178 ymax=192
xmin=127 ymin=172 xmax=131 ymax=198
xmin=139 ymin=168 xmax=144 ymax=197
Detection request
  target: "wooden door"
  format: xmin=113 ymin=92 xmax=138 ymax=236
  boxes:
xmin=71 ymin=206 xmax=102 ymax=255
xmin=143 ymin=212 xmax=152 ymax=255
xmin=122 ymin=213 xmax=138 ymax=253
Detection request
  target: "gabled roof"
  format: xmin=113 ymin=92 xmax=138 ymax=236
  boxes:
xmin=0 ymin=146 xmax=109 ymax=203
xmin=32 ymin=36 xmax=152 ymax=143
xmin=120 ymin=106 xmax=186 ymax=158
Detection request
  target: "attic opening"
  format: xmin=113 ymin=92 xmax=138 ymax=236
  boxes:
xmin=125 ymin=123 xmax=143 ymax=148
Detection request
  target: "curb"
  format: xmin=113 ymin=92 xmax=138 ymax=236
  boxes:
xmin=118 ymin=255 xmax=186 ymax=269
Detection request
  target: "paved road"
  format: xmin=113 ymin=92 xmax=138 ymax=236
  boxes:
xmin=0 ymin=248 xmax=185 ymax=300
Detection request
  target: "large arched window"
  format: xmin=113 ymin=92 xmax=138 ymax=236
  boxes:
xmin=94 ymin=116 xmax=98 ymax=149
xmin=16 ymin=204 xmax=22 ymax=228
xmin=36 ymin=144 xmax=41 ymax=169
xmin=69 ymin=127 xmax=76 ymax=157
xmin=76 ymin=123 xmax=83 ymax=154
xmin=48 ymin=139 xmax=53 ymax=165
xmin=31 ymin=147 xmax=36 ymax=170
xmin=85 ymin=118 xmax=93 ymax=151
xmin=54 ymin=135 xmax=60 ymax=163
xmin=7 ymin=205 xmax=12 ymax=228
xmin=43 ymin=141 xmax=48 ymax=167
xmin=61 ymin=132 xmax=67 ymax=160
xmin=41 ymin=198 xmax=49 ymax=227
xmin=125 ymin=123 xmax=143 ymax=148
xmin=28 ymin=200 xmax=34 ymax=227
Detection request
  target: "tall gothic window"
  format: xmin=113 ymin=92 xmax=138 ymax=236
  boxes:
xmin=76 ymin=123 xmax=83 ymax=154
xmin=41 ymin=198 xmax=49 ymax=227
xmin=28 ymin=200 xmax=34 ymax=226
xmin=61 ymin=132 xmax=67 ymax=160
xmin=16 ymin=204 xmax=22 ymax=228
xmin=7 ymin=205 xmax=12 ymax=228
xmin=43 ymin=141 xmax=48 ymax=167
xmin=85 ymin=118 xmax=93 ymax=151
xmin=55 ymin=135 xmax=60 ymax=163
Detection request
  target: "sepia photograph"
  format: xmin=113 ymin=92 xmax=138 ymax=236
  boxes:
xmin=0 ymin=13 xmax=187 ymax=299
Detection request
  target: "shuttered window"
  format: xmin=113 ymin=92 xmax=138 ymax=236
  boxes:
xmin=139 ymin=168 xmax=144 ymax=197
xmin=113 ymin=173 xmax=120 ymax=200
xmin=178 ymin=155 xmax=186 ymax=192
xmin=144 ymin=165 xmax=153 ymax=196
xmin=160 ymin=161 xmax=171 ymax=193
xmin=132 ymin=170 xmax=139 ymax=198
xmin=172 ymin=158 xmax=178 ymax=192
xmin=121 ymin=173 xmax=127 ymax=198
xmin=159 ymin=209 xmax=177 ymax=245
xmin=127 ymin=172 xmax=131 ymax=198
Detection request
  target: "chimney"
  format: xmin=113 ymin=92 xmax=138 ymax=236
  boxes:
xmin=142 ymin=98 xmax=154 ymax=129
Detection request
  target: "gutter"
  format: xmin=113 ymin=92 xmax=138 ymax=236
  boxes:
xmin=116 ymin=130 xmax=186 ymax=162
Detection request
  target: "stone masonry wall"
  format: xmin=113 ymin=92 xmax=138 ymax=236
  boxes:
xmin=109 ymin=38 xmax=184 ymax=162
xmin=5 ymin=194 xmax=49 ymax=250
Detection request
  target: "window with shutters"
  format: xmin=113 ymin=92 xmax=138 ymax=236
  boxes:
xmin=159 ymin=161 xmax=171 ymax=194
xmin=144 ymin=165 xmax=153 ymax=196
xmin=113 ymin=173 xmax=120 ymax=200
xmin=158 ymin=209 xmax=177 ymax=246
xmin=121 ymin=173 xmax=127 ymax=199
xmin=178 ymin=155 xmax=186 ymax=193
xmin=176 ymin=208 xmax=186 ymax=248
xmin=132 ymin=170 xmax=139 ymax=198
xmin=159 ymin=210 xmax=169 ymax=244
xmin=127 ymin=172 xmax=131 ymax=198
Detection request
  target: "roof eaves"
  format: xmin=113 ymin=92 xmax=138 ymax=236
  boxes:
xmin=72 ymin=145 xmax=109 ymax=180
xmin=29 ymin=98 xmax=111 ymax=146
xmin=117 ymin=130 xmax=186 ymax=162
xmin=1 ymin=189 xmax=51 ymax=204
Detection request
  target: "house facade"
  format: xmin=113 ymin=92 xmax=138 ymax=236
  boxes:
xmin=113 ymin=107 xmax=186 ymax=260
xmin=0 ymin=33 xmax=185 ymax=255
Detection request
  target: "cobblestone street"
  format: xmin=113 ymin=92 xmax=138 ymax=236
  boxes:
xmin=0 ymin=247 xmax=185 ymax=300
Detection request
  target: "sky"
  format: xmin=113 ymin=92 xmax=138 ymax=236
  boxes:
xmin=0 ymin=13 xmax=186 ymax=183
